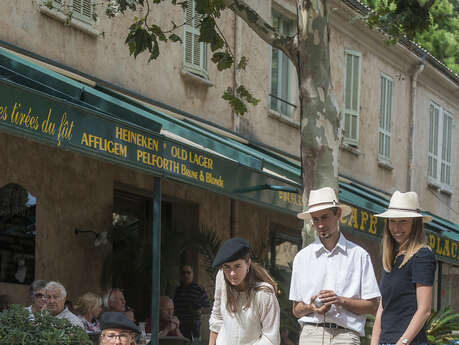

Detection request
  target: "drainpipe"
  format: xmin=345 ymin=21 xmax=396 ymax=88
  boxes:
xmin=407 ymin=56 xmax=425 ymax=191
xmin=232 ymin=14 xmax=242 ymax=132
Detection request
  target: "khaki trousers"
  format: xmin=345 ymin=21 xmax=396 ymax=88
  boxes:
xmin=298 ymin=324 xmax=361 ymax=345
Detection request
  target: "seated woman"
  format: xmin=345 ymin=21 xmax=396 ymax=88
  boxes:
xmin=99 ymin=312 xmax=140 ymax=345
xmin=25 ymin=280 xmax=48 ymax=317
xmin=74 ymin=292 xmax=103 ymax=333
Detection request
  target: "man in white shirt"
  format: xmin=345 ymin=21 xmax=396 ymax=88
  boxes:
xmin=290 ymin=187 xmax=380 ymax=345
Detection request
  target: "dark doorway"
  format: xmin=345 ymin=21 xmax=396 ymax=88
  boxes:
xmin=110 ymin=189 xmax=153 ymax=322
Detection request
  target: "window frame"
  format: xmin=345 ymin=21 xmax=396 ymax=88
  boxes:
xmin=44 ymin=0 xmax=94 ymax=25
xmin=269 ymin=11 xmax=296 ymax=118
xmin=182 ymin=0 xmax=208 ymax=79
xmin=428 ymin=101 xmax=454 ymax=191
xmin=378 ymin=73 xmax=393 ymax=162
xmin=343 ymin=49 xmax=362 ymax=146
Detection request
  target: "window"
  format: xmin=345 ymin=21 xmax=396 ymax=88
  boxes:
xmin=378 ymin=74 xmax=393 ymax=161
xmin=0 ymin=184 xmax=36 ymax=284
xmin=270 ymin=12 xmax=296 ymax=117
xmin=343 ymin=50 xmax=361 ymax=145
xmin=183 ymin=0 xmax=208 ymax=79
xmin=428 ymin=102 xmax=453 ymax=189
xmin=44 ymin=0 xmax=94 ymax=24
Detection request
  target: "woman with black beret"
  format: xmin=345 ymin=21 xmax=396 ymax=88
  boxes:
xmin=209 ymin=237 xmax=280 ymax=345
xmin=99 ymin=311 xmax=140 ymax=345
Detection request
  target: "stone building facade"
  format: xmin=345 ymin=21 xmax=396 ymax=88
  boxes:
xmin=0 ymin=0 xmax=458 ymax=338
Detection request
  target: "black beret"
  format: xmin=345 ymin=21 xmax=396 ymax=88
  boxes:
xmin=212 ymin=237 xmax=250 ymax=268
xmin=100 ymin=312 xmax=140 ymax=334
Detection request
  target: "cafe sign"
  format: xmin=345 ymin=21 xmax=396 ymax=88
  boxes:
xmin=339 ymin=204 xmax=384 ymax=238
xmin=427 ymin=232 xmax=459 ymax=264
xmin=0 ymin=80 xmax=300 ymax=214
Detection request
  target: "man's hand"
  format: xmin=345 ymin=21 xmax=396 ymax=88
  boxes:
xmin=318 ymin=290 xmax=379 ymax=315
xmin=318 ymin=290 xmax=342 ymax=307
xmin=309 ymin=294 xmax=331 ymax=315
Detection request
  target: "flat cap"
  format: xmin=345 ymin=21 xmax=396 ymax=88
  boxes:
xmin=100 ymin=312 xmax=140 ymax=334
xmin=212 ymin=237 xmax=250 ymax=268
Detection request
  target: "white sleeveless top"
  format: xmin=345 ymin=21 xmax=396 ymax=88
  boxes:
xmin=209 ymin=270 xmax=280 ymax=345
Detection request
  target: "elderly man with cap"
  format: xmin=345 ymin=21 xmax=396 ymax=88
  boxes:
xmin=99 ymin=312 xmax=140 ymax=345
xmin=209 ymin=237 xmax=280 ymax=345
xmin=290 ymin=187 xmax=380 ymax=345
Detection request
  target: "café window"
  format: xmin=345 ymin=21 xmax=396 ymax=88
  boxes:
xmin=0 ymin=183 xmax=36 ymax=284
xmin=439 ymin=262 xmax=459 ymax=312
xmin=269 ymin=225 xmax=300 ymax=272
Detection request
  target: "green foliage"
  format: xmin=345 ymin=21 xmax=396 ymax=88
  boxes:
xmin=363 ymin=0 xmax=434 ymax=41
xmin=361 ymin=0 xmax=458 ymax=74
xmin=0 ymin=304 xmax=92 ymax=345
xmin=211 ymin=51 xmax=234 ymax=71
xmin=222 ymin=86 xmax=260 ymax=116
xmin=104 ymin=0 xmax=261 ymax=115
xmin=415 ymin=0 xmax=459 ymax=74
xmin=361 ymin=314 xmax=375 ymax=345
xmin=426 ymin=307 xmax=459 ymax=345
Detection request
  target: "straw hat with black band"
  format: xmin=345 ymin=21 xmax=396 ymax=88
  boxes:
xmin=297 ymin=187 xmax=352 ymax=221
xmin=375 ymin=191 xmax=432 ymax=222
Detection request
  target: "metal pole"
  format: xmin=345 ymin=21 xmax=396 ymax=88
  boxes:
xmin=151 ymin=177 xmax=161 ymax=345
xmin=436 ymin=261 xmax=442 ymax=310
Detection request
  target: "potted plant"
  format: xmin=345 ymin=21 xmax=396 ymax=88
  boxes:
xmin=0 ymin=304 xmax=92 ymax=345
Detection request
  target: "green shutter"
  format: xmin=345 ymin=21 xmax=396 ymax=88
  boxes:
xmin=183 ymin=0 xmax=208 ymax=78
xmin=72 ymin=0 xmax=93 ymax=24
xmin=378 ymin=74 xmax=393 ymax=160
xmin=428 ymin=103 xmax=440 ymax=180
xmin=440 ymin=111 xmax=453 ymax=185
xmin=343 ymin=50 xmax=361 ymax=145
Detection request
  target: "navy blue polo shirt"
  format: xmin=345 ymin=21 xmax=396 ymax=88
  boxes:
xmin=379 ymin=247 xmax=436 ymax=345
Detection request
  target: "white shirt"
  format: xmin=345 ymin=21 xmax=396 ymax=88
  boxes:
xmin=209 ymin=270 xmax=280 ymax=345
xmin=289 ymin=233 xmax=380 ymax=335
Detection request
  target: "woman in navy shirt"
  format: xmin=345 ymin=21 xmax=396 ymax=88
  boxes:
xmin=371 ymin=191 xmax=436 ymax=345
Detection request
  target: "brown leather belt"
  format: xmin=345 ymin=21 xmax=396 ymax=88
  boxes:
xmin=304 ymin=322 xmax=346 ymax=330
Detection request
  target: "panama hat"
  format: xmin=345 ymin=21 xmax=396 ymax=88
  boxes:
xmin=297 ymin=187 xmax=352 ymax=220
xmin=375 ymin=191 xmax=432 ymax=222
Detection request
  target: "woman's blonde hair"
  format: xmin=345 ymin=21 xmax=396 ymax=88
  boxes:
xmin=74 ymin=292 xmax=102 ymax=316
xmin=223 ymin=254 xmax=277 ymax=313
xmin=382 ymin=217 xmax=429 ymax=272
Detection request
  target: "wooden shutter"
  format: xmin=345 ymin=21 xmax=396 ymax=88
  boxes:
xmin=183 ymin=0 xmax=208 ymax=78
xmin=440 ymin=111 xmax=453 ymax=185
xmin=72 ymin=0 xmax=93 ymax=24
xmin=428 ymin=103 xmax=440 ymax=180
xmin=378 ymin=74 xmax=393 ymax=160
xmin=343 ymin=50 xmax=361 ymax=145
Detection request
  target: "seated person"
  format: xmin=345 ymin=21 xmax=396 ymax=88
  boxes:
xmin=74 ymin=292 xmax=103 ymax=333
xmin=99 ymin=312 xmax=140 ymax=345
xmin=25 ymin=280 xmax=48 ymax=316
xmin=159 ymin=296 xmax=184 ymax=337
xmin=102 ymin=288 xmax=126 ymax=312
xmin=45 ymin=281 xmax=84 ymax=328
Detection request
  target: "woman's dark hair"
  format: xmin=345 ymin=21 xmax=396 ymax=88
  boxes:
xmin=224 ymin=254 xmax=277 ymax=313
xmin=29 ymin=280 xmax=48 ymax=297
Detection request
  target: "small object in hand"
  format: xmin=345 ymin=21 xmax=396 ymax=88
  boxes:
xmin=313 ymin=296 xmax=324 ymax=307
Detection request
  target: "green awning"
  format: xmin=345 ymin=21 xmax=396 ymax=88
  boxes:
xmin=0 ymin=47 xmax=302 ymax=215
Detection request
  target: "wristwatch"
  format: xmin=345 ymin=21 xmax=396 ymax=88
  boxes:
xmin=401 ymin=338 xmax=409 ymax=344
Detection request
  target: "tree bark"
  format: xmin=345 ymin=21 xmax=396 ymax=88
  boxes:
xmin=296 ymin=1 xmax=340 ymax=245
